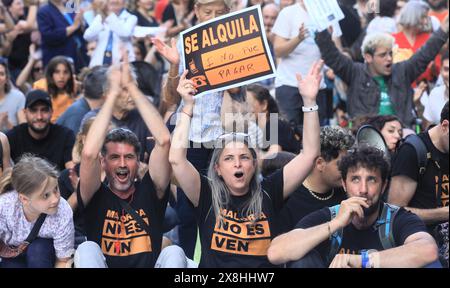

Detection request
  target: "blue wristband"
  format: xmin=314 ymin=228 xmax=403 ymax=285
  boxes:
xmin=361 ymin=250 xmax=370 ymax=268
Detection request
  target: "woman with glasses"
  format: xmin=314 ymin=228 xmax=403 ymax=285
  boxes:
xmin=0 ymin=58 xmax=26 ymax=132
xmin=15 ymin=43 xmax=44 ymax=94
xmin=168 ymin=61 xmax=322 ymax=268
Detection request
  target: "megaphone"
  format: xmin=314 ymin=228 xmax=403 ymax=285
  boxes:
xmin=356 ymin=125 xmax=390 ymax=159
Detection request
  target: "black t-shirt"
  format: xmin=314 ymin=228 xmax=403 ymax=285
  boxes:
xmin=262 ymin=118 xmax=300 ymax=154
xmin=77 ymin=173 xmax=169 ymax=268
xmin=391 ymin=132 xmax=449 ymax=210
xmin=278 ymin=185 xmax=347 ymax=233
xmin=195 ymin=169 xmax=284 ymax=268
xmin=6 ymin=123 xmax=75 ymax=171
xmin=296 ymin=205 xmax=427 ymax=265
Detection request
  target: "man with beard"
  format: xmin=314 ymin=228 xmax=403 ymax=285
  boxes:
xmin=268 ymin=146 xmax=439 ymax=268
xmin=6 ymin=89 xmax=75 ymax=171
xmin=314 ymin=15 xmax=449 ymax=127
xmin=74 ymin=55 xmax=174 ymax=268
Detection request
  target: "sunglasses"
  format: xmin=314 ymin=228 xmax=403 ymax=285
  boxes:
xmin=215 ymin=132 xmax=253 ymax=148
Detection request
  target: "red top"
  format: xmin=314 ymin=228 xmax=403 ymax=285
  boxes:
xmin=393 ymin=31 xmax=441 ymax=85
xmin=154 ymin=0 xmax=170 ymax=23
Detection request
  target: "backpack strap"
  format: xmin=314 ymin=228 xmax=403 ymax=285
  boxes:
xmin=25 ymin=213 xmax=47 ymax=244
xmin=327 ymin=205 xmax=343 ymax=263
xmin=376 ymin=203 xmax=400 ymax=250
xmin=0 ymin=139 xmax=3 ymax=170
xmin=403 ymin=134 xmax=430 ymax=175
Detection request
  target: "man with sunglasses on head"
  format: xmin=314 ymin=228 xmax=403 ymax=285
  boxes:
xmin=314 ymin=15 xmax=449 ymax=128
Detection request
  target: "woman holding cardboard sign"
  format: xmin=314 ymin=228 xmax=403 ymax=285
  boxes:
xmin=152 ymin=0 xmax=234 ymax=259
xmin=169 ymin=61 xmax=322 ymax=268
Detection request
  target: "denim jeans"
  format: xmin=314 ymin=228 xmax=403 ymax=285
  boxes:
xmin=0 ymin=238 xmax=55 ymax=268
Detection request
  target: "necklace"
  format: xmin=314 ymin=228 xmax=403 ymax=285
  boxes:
xmin=305 ymin=186 xmax=335 ymax=201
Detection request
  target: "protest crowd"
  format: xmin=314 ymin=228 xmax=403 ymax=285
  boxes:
xmin=0 ymin=0 xmax=448 ymax=269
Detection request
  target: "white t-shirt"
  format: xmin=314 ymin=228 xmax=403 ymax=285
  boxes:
xmin=0 ymin=191 xmax=75 ymax=259
xmin=423 ymin=85 xmax=448 ymax=124
xmin=271 ymin=3 xmax=340 ymax=89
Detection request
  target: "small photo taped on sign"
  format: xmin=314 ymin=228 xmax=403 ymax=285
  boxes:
xmin=180 ymin=5 xmax=276 ymax=97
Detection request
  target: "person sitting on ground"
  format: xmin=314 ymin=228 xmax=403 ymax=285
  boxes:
xmin=74 ymin=53 xmax=179 ymax=268
xmin=0 ymin=155 xmax=74 ymax=268
xmin=268 ymin=146 xmax=439 ymax=268
xmin=6 ymin=89 xmax=76 ymax=171
xmin=168 ymin=60 xmax=322 ymax=267
xmin=389 ymin=102 xmax=449 ymax=267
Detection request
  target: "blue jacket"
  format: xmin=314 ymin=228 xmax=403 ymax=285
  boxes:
xmin=37 ymin=2 xmax=87 ymax=71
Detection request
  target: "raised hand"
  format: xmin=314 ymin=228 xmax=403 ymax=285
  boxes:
xmin=296 ymin=60 xmax=324 ymax=105
xmin=119 ymin=46 xmax=134 ymax=88
xmin=107 ymin=65 xmax=122 ymax=98
xmin=176 ymin=70 xmax=196 ymax=105
xmin=151 ymin=37 xmax=180 ymax=65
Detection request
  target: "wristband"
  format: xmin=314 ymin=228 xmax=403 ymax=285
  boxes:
xmin=361 ymin=250 xmax=370 ymax=268
xmin=302 ymin=104 xmax=318 ymax=112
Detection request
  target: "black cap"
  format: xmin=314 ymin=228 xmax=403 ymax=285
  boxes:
xmin=25 ymin=90 xmax=52 ymax=109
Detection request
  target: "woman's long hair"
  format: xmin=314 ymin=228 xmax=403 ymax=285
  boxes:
xmin=207 ymin=134 xmax=263 ymax=224
xmin=45 ymin=56 xmax=75 ymax=99
xmin=0 ymin=61 xmax=12 ymax=94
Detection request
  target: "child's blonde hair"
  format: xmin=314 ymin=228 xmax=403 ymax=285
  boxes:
xmin=0 ymin=155 xmax=59 ymax=196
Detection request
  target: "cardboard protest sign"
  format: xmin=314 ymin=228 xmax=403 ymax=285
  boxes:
xmin=181 ymin=6 xmax=276 ymax=97
xmin=304 ymin=0 xmax=344 ymax=32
